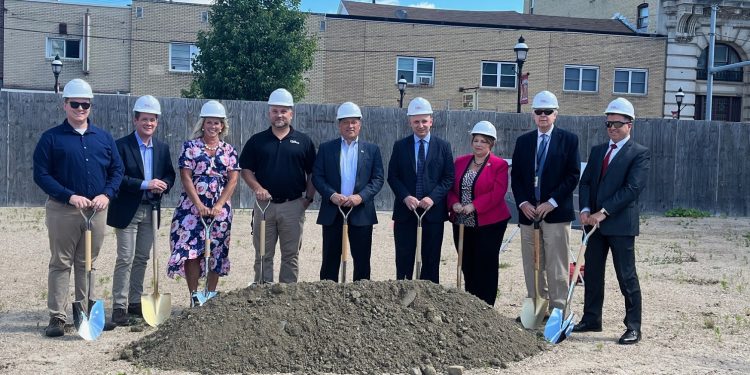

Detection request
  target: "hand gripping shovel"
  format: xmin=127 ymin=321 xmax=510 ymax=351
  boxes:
xmin=338 ymin=205 xmax=352 ymax=283
xmin=456 ymin=224 xmax=465 ymax=289
xmin=142 ymin=200 xmax=172 ymax=327
xmin=521 ymin=219 xmax=549 ymax=329
xmin=72 ymin=208 xmax=105 ymax=341
xmin=195 ymin=216 xmax=215 ymax=306
xmin=413 ymin=206 xmax=430 ymax=280
xmin=544 ymin=225 xmax=598 ymax=344
xmin=254 ymin=200 xmax=271 ymax=285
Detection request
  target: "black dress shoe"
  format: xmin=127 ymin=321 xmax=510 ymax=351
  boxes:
xmin=111 ymin=308 xmax=130 ymax=326
xmin=572 ymin=321 xmax=603 ymax=332
xmin=127 ymin=303 xmax=142 ymax=317
xmin=618 ymin=329 xmax=641 ymax=345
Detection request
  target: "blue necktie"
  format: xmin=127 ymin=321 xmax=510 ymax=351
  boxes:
xmin=416 ymin=139 xmax=426 ymax=199
xmin=535 ymin=134 xmax=548 ymax=201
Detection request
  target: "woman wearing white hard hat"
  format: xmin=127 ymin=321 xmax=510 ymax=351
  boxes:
xmin=446 ymin=121 xmax=511 ymax=305
xmin=167 ymin=100 xmax=240 ymax=306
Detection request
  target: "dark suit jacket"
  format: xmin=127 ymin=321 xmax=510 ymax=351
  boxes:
xmin=107 ymin=132 xmax=176 ymax=229
xmin=579 ymin=139 xmax=650 ymax=236
xmin=387 ymin=134 xmax=454 ymax=223
xmin=312 ymin=138 xmax=385 ymax=227
xmin=511 ymin=126 xmax=580 ymax=225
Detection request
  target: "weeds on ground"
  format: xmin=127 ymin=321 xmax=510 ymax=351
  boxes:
xmin=643 ymin=242 xmax=698 ymax=265
xmin=498 ymin=262 xmax=511 ymax=269
xmin=665 ymin=208 xmax=711 ymax=218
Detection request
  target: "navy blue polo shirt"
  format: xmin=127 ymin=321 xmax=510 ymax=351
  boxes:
xmin=33 ymin=119 xmax=124 ymax=203
xmin=239 ymin=126 xmax=316 ymax=200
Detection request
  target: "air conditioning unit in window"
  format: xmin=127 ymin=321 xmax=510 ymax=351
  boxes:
xmin=462 ymin=93 xmax=476 ymax=110
xmin=419 ymin=76 xmax=432 ymax=86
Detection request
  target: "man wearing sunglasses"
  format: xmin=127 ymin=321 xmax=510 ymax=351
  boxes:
xmin=511 ymin=90 xmax=580 ymax=326
xmin=575 ymin=97 xmax=651 ymax=345
xmin=33 ymin=78 xmax=124 ymax=337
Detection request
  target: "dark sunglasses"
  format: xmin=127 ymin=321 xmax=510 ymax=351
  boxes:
xmin=534 ymin=109 xmax=554 ymax=116
xmin=69 ymin=101 xmax=91 ymax=110
xmin=605 ymin=120 xmax=631 ymax=129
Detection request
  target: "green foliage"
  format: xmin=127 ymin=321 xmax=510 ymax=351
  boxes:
xmin=184 ymin=0 xmax=316 ymax=101
xmin=665 ymin=208 xmax=710 ymax=218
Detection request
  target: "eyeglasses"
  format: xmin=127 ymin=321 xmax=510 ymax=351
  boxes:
xmin=534 ymin=109 xmax=554 ymax=116
xmin=69 ymin=101 xmax=91 ymax=110
xmin=605 ymin=120 xmax=631 ymax=129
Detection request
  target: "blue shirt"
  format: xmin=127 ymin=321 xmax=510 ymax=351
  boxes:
xmin=134 ymin=131 xmax=153 ymax=190
xmin=413 ymin=133 xmax=431 ymax=169
xmin=339 ymin=137 xmax=359 ymax=196
xmin=33 ymin=119 xmax=124 ymax=203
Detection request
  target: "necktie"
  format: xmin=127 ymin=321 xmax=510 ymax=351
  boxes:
xmin=600 ymin=144 xmax=618 ymax=178
xmin=416 ymin=139 xmax=426 ymax=199
xmin=534 ymin=134 xmax=549 ymax=201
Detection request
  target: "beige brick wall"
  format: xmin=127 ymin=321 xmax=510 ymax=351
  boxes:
xmin=4 ymin=0 xmax=130 ymax=93
xmin=524 ymin=0 xmax=660 ymax=34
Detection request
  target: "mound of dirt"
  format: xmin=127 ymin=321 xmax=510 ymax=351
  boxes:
xmin=126 ymin=280 xmax=545 ymax=374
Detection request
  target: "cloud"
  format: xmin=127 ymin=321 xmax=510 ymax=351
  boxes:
xmin=409 ymin=1 xmax=435 ymax=8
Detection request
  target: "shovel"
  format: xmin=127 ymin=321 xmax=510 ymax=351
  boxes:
xmin=456 ymin=224 xmax=464 ymax=289
xmin=72 ymin=208 xmax=105 ymax=341
xmin=195 ymin=216 xmax=215 ymax=306
xmin=253 ymin=200 xmax=271 ymax=285
xmin=141 ymin=200 xmax=172 ymax=327
xmin=338 ymin=205 xmax=352 ymax=283
xmin=544 ymin=225 xmax=598 ymax=344
xmin=521 ymin=219 xmax=548 ymax=329
xmin=413 ymin=206 xmax=430 ymax=280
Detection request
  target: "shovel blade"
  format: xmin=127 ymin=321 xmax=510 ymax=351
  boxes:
xmin=141 ymin=292 xmax=172 ymax=327
xmin=520 ymin=298 xmax=537 ymax=329
xmin=72 ymin=299 xmax=104 ymax=341
xmin=544 ymin=307 xmax=565 ymax=342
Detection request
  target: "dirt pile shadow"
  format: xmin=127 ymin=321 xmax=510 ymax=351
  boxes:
xmin=126 ymin=280 xmax=545 ymax=374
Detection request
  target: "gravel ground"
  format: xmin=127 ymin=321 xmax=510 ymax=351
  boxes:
xmin=0 ymin=208 xmax=749 ymax=374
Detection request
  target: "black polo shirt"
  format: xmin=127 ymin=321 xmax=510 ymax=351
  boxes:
xmin=239 ymin=126 xmax=316 ymax=200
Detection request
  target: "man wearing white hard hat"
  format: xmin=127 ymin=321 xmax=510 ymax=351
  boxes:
xmin=312 ymin=102 xmax=384 ymax=281
xmin=33 ymin=78 xmax=124 ymax=337
xmin=239 ymin=88 xmax=316 ymax=284
xmin=511 ymin=90 xmax=580 ymax=326
xmin=575 ymin=97 xmax=650 ymax=345
xmin=387 ymin=97 xmax=454 ymax=283
xmin=106 ymin=95 xmax=176 ymax=326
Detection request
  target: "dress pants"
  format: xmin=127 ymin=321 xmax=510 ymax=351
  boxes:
xmin=519 ymin=221 xmax=571 ymax=311
xmin=319 ymin=215 xmax=373 ymax=282
xmin=252 ymin=199 xmax=305 ymax=283
xmin=113 ymin=204 xmax=153 ymax=309
xmin=452 ymin=220 xmax=508 ymax=306
xmin=394 ymin=216 xmax=444 ymax=283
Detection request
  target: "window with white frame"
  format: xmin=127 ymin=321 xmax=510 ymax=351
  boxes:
xmin=614 ymin=68 xmax=647 ymax=94
xmin=397 ymin=57 xmax=434 ymax=85
xmin=481 ymin=61 xmax=516 ymax=88
xmin=564 ymin=65 xmax=599 ymax=92
xmin=136 ymin=6 xmax=144 ymax=19
xmin=170 ymin=43 xmax=200 ymax=72
xmin=46 ymin=38 xmax=81 ymax=59
xmin=637 ymin=4 xmax=648 ymax=30
xmin=200 ymin=11 xmax=209 ymax=23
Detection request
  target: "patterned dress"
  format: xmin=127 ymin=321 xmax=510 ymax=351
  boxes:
xmin=456 ymin=169 xmax=478 ymax=227
xmin=167 ymin=139 xmax=240 ymax=278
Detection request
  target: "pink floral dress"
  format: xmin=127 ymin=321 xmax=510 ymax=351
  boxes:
xmin=167 ymin=139 xmax=240 ymax=278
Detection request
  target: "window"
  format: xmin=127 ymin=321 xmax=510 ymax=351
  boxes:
xmin=695 ymin=95 xmax=742 ymax=122
xmin=136 ymin=6 xmax=144 ymax=19
xmin=697 ymin=43 xmax=743 ymax=82
xmin=200 ymin=11 xmax=209 ymax=23
xmin=614 ymin=68 xmax=647 ymax=94
xmin=564 ymin=65 xmax=598 ymax=92
xmin=319 ymin=20 xmax=326 ymax=31
xmin=481 ymin=61 xmax=517 ymax=89
xmin=637 ymin=4 xmax=648 ymax=30
xmin=397 ymin=57 xmax=434 ymax=85
xmin=46 ymin=38 xmax=81 ymax=59
xmin=170 ymin=43 xmax=200 ymax=72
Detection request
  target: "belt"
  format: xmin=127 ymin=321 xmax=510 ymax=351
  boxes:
xmin=270 ymin=197 xmax=299 ymax=204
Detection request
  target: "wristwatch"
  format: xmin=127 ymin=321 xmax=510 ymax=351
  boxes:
xmin=599 ymin=208 xmax=609 ymax=216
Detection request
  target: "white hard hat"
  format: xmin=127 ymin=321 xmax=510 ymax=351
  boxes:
xmin=200 ymin=100 xmax=226 ymax=118
xmin=268 ymin=88 xmax=294 ymax=107
xmin=532 ymin=91 xmax=559 ymax=109
xmin=470 ymin=120 xmax=497 ymax=140
xmin=605 ymin=97 xmax=635 ymax=119
xmin=336 ymin=102 xmax=362 ymax=120
xmin=133 ymin=95 xmax=161 ymax=115
xmin=407 ymin=97 xmax=433 ymax=116
xmin=62 ymin=78 xmax=93 ymax=99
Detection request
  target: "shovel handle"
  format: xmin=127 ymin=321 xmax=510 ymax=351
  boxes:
xmin=85 ymin=229 xmax=92 ymax=272
xmin=340 ymin=223 xmax=350 ymax=282
xmin=151 ymin=206 xmax=159 ymax=295
xmin=456 ymin=224 xmax=464 ymax=289
xmin=415 ymin=225 xmax=423 ymax=280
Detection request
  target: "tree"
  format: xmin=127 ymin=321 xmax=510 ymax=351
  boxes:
xmin=183 ymin=0 xmax=316 ymax=101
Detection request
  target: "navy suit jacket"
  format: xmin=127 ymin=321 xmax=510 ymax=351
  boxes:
xmin=387 ymin=134 xmax=454 ymax=223
xmin=579 ymin=139 xmax=650 ymax=236
xmin=511 ymin=126 xmax=580 ymax=225
xmin=106 ymin=132 xmax=176 ymax=229
xmin=312 ymin=138 xmax=385 ymax=227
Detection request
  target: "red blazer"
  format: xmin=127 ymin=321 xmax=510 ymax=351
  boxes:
xmin=447 ymin=153 xmax=511 ymax=226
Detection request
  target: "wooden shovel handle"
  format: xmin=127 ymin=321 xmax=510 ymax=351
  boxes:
xmin=259 ymin=220 xmax=266 ymax=257
xmin=85 ymin=230 xmax=92 ymax=272
xmin=457 ymin=224 xmax=464 ymax=288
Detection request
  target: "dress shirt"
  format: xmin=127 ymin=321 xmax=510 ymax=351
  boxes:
xmin=581 ymin=135 xmax=631 ymax=213
xmin=340 ymin=137 xmax=359 ymax=196
xmin=413 ymin=133 xmax=431 ymax=169
xmin=135 ymin=131 xmax=154 ymax=191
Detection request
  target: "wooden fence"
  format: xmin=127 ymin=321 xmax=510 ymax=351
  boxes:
xmin=2 ymin=91 xmax=748 ymax=216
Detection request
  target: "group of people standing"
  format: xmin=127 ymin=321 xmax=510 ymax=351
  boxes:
xmin=33 ymin=78 xmax=649 ymax=346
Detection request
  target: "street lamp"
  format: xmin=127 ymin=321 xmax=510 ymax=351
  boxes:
xmin=397 ymin=75 xmax=407 ymax=108
xmin=51 ymin=54 xmax=63 ymax=93
xmin=514 ymin=36 xmax=529 ymax=113
xmin=675 ymin=87 xmax=686 ymax=119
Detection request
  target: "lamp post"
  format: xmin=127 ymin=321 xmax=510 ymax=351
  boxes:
xmin=675 ymin=87 xmax=685 ymax=119
xmin=514 ymin=36 xmax=529 ymax=113
xmin=51 ymin=54 xmax=63 ymax=93
xmin=398 ymin=75 xmax=407 ymax=108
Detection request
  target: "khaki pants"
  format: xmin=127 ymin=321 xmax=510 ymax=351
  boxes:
xmin=45 ymin=199 xmax=107 ymax=319
xmin=252 ymin=199 xmax=305 ymax=283
xmin=520 ymin=221 xmax=570 ymax=311
xmin=112 ymin=204 xmax=153 ymax=309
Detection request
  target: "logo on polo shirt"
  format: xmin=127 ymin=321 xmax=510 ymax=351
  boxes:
xmin=290 ymin=140 xmax=300 ymax=145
